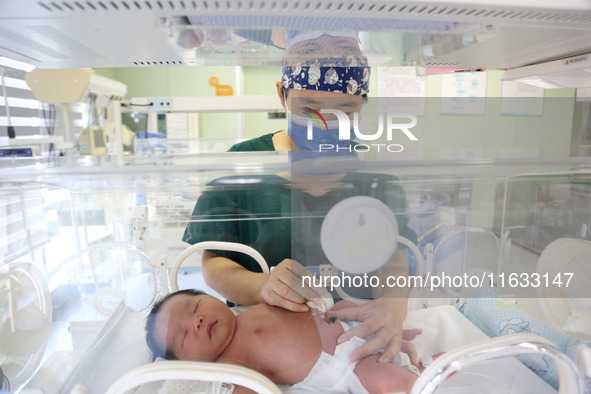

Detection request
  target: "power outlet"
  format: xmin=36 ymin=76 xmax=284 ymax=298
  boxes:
xmin=148 ymin=97 xmax=173 ymax=111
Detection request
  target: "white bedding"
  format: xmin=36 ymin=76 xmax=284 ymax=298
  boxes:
xmin=402 ymin=305 xmax=556 ymax=394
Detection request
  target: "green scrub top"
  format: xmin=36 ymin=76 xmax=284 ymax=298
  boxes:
xmin=228 ymin=132 xmax=276 ymax=152
xmin=183 ymin=174 xmax=292 ymax=273
xmin=227 ymin=131 xmax=360 ymax=152
xmin=182 ymin=173 xmax=417 ymax=274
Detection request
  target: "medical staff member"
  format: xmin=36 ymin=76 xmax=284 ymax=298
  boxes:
xmin=183 ymin=31 xmax=418 ymax=366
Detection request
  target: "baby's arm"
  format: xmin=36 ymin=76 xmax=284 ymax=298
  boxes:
xmin=232 ymin=385 xmax=257 ymax=394
xmin=331 ymin=300 xmax=358 ymax=312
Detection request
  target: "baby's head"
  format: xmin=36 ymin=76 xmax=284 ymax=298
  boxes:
xmin=145 ymin=289 xmax=237 ymax=362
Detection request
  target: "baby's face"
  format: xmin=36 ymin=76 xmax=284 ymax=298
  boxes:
xmin=153 ymin=293 xmax=236 ymax=362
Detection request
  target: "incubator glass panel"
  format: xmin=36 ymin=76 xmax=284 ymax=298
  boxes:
xmin=1 ymin=25 xmax=590 ymax=394
xmin=1 ymin=151 xmax=590 ymax=393
xmin=2 ymin=2 xmax=591 ymax=393
xmin=161 ymin=20 xmax=496 ymax=67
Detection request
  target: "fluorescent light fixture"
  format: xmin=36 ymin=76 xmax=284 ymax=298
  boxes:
xmin=502 ymin=53 xmax=591 ymax=89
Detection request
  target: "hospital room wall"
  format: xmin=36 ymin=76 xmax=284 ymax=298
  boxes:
xmin=405 ymin=70 xmax=575 ymax=160
xmin=416 ymin=71 xmax=575 ymax=230
xmin=96 ymin=66 xmax=576 ymax=158
xmin=95 ymin=66 xmax=280 ymax=141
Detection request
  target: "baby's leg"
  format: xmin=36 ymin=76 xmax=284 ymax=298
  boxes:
xmin=354 ymin=354 xmax=418 ymax=394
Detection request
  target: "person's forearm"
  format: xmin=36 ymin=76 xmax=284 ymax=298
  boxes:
xmin=201 ymin=251 xmax=268 ymax=306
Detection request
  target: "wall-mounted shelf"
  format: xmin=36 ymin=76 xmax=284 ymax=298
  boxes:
xmin=124 ymin=95 xmax=283 ymax=113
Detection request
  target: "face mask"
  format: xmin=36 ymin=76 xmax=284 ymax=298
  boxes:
xmin=287 ymin=112 xmax=353 ymax=151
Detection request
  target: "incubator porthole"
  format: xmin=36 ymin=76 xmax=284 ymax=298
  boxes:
xmin=0 ymin=263 xmax=52 ymax=392
xmin=94 ymin=287 xmax=127 ymax=316
xmin=321 ymin=196 xmax=399 ymax=274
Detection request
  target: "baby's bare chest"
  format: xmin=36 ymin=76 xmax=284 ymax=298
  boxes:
xmin=221 ymin=305 xmax=344 ymax=384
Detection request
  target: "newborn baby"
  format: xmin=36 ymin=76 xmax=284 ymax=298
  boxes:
xmin=145 ymin=289 xmax=423 ymax=394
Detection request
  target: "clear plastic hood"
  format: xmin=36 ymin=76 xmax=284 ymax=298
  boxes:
xmin=1 ymin=151 xmax=591 ymax=392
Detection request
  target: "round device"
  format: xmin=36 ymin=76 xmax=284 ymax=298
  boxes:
xmin=0 ymin=262 xmax=52 ymax=392
xmin=321 ymin=196 xmax=399 ymax=274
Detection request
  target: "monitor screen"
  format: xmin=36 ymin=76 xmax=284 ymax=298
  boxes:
xmin=92 ymin=128 xmax=105 ymax=149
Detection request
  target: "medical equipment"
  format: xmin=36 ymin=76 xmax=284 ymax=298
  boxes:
xmin=321 ymin=196 xmax=400 ymax=274
xmin=77 ymin=126 xmax=107 ymax=156
xmin=1 ymin=0 xmax=591 ymax=74
xmin=72 ymin=241 xmax=161 ymax=317
xmin=0 ymin=262 xmax=52 ymax=391
xmin=22 ymin=68 xmax=128 ymax=158
xmin=0 ymin=153 xmax=589 ymax=392
xmin=106 ymin=360 xmax=282 ymax=394
xmin=25 ymin=69 xmax=127 ymax=107
xmin=1 ymin=0 xmax=591 ymax=389
xmin=502 ymin=53 xmax=591 ymax=89
xmin=412 ymin=334 xmax=586 ymax=394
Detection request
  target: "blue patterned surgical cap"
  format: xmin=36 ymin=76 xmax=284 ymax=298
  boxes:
xmin=281 ymin=56 xmax=370 ymax=96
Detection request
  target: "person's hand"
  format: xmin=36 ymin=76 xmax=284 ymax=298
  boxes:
xmin=327 ymin=298 xmax=419 ymax=366
xmin=259 ymin=259 xmax=326 ymax=312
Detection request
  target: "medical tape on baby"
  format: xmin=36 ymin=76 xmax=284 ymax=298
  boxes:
xmin=394 ymin=353 xmax=420 ymax=376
